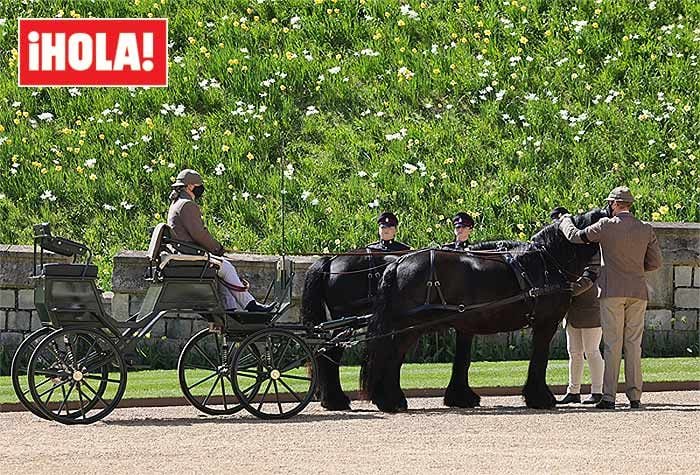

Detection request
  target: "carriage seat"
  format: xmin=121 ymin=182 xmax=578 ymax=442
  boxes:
xmin=158 ymin=257 xmax=218 ymax=279
xmin=147 ymin=223 xmax=219 ymax=279
xmin=39 ymin=263 xmax=99 ymax=278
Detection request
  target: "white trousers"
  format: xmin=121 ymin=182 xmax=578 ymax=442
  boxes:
xmin=210 ymin=256 xmax=254 ymax=310
xmin=565 ymin=325 xmax=604 ymax=394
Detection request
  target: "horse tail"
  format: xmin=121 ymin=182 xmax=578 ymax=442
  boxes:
xmin=360 ymin=261 xmax=399 ymax=401
xmin=301 ymin=256 xmax=331 ymax=326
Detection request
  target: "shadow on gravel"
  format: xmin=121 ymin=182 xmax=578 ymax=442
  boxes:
xmin=397 ymin=402 xmax=700 ymax=417
xmin=103 ymin=410 xmax=384 ymax=427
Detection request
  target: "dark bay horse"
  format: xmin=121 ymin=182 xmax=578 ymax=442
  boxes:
xmin=360 ymin=209 xmax=606 ymax=412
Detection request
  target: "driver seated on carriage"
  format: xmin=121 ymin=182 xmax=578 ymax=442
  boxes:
xmin=441 ymin=212 xmax=475 ymax=250
xmin=167 ymin=169 xmax=273 ymax=313
xmin=366 ymin=212 xmax=411 ymax=253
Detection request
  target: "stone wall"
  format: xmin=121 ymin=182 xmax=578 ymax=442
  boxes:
xmin=1 ymin=223 xmax=698 ymax=371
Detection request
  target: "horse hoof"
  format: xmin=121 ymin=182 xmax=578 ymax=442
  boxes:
xmin=444 ymin=397 xmax=481 ymax=408
xmin=321 ymin=399 xmax=352 ymax=411
xmin=444 ymin=391 xmax=481 ymax=408
xmin=375 ymin=400 xmax=408 ymax=413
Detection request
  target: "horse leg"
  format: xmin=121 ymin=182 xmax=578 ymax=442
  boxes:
xmin=316 ymin=345 xmax=351 ymax=411
xmin=522 ymin=321 xmax=559 ymax=409
xmin=444 ymin=331 xmax=481 ymax=408
xmin=372 ymin=333 xmax=416 ymax=412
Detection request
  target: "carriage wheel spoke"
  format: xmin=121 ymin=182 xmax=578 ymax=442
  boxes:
xmin=257 ymin=379 xmax=273 ymax=412
xmin=272 ymin=380 xmax=283 ymax=414
xmin=275 ymin=339 xmax=292 ymax=369
xmin=56 ymin=382 xmax=76 ymax=415
xmin=77 ymin=383 xmax=87 ymax=420
xmin=220 ymin=375 xmax=228 ymax=410
xmin=76 ymin=335 xmax=98 ymax=367
xmin=43 ymin=385 xmax=58 ymax=406
xmin=280 ymin=356 xmax=308 ymax=374
xmin=31 ymin=369 xmax=64 ymax=378
xmin=36 ymin=378 xmax=70 ymax=400
xmin=192 ymin=343 xmax=218 ymax=370
xmin=85 ymin=349 xmax=116 ymax=373
xmin=201 ymin=374 xmax=222 ymax=407
xmin=81 ymin=379 xmax=109 ymax=409
xmin=279 ymin=373 xmax=312 ymax=382
xmin=239 ymin=378 xmax=262 ymax=397
xmin=82 ymin=374 xmax=122 ymax=384
xmin=235 ymin=369 xmax=261 ymax=379
xmin=186 ymin=371 xmax=219 ymax=391
xmin=278 ymin=378 xmax=303 ymax=403
xmin=23 ymin=377 xmax=52 ymax=396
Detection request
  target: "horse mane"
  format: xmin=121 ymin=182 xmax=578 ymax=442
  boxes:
xmin=531 ymin=208 xmax=607 ymax=247
xmin=468 ymin=240 xmax=529 ymax=252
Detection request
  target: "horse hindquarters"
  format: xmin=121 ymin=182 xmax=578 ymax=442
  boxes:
xmin=361 ymin=263 xmax=409 ymax=412
xmin=301 ymin=258 xmax=351 ymax=410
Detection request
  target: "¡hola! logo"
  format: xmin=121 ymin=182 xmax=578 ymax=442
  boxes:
xmin=18 ymin=18 xmax=168 ymax=87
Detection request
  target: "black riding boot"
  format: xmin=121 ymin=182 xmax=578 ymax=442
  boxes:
xmin=245 ymin=300 xmax=275 ymax=313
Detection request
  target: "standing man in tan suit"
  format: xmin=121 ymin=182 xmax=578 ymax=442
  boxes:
xmin=558 ymin=187 xmax=663 ymax=409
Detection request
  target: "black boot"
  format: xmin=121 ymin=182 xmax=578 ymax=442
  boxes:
xmin=557 ymin=393 xmax=581 ymax=404
xmin=245 ymin=300 xmax=275 ymax=313
xmin=595 ymin=399 xmax=615 ymax=410
xmin=583 ymin=393 xmax=603 ymax=404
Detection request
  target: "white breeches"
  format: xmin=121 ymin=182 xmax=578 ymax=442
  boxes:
xmin=210 ymin=256 xmax=254 ymax=310
xmin=566 ymin=325 xmax=604 ymax=394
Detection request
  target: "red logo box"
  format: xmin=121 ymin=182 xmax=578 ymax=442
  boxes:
xmin=18 ymin=18 xmax=168 ymax=87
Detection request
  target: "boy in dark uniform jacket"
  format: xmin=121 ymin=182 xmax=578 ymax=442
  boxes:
xmin=442 ymin=212 xmax=474 ymax=250
xmin=366 ymin=212 xmax=411 ymax=252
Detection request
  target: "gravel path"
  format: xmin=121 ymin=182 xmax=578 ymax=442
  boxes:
xmin=2 ymin=391 xmax=698 ymax=474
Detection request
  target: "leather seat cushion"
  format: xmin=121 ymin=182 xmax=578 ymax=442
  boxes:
xmin=41 ymin=263 xmax=98 ymax=278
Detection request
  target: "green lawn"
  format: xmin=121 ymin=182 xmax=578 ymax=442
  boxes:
xmin=0 ymin=1 xmax=698 ymax=287
xmin=1 ymin=357 xmax=697 ymax=404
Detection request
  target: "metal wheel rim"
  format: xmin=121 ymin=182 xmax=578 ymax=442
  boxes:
xmin=27 ymin=328 xmax=127 ymax=425
xmin=232 ymin=329 xmax=317 ymax=420
xmin=11 ymin=326 xmax=53 ymax=419
xmin=177 ymin=329 xmax=249 ymax=416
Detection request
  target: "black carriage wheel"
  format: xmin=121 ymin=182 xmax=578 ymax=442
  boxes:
xmin=11 ymin=326 xmax=53 ymax=419
xmin=27 ymin=328 xmax=127 ymax=425
xmin=232 ymin=329 xmax=317 ymax=420
xmin=178 ymin=329 xmax=261 ymax=416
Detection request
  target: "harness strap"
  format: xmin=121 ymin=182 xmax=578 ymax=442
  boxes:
xmin=366 ymin=248 xmax=375 ymax=299
xmin=424 ymin=249 xmax=449 ymax=306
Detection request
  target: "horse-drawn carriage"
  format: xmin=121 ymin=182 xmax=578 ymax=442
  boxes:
xmin=11 ymin=223 xmax=370 ymax=424
xmin=12 ymin=208 xmax=604 ymax=423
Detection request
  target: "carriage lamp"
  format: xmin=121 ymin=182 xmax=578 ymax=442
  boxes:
xmin=33 ymin=222 xmax=51 ymax=238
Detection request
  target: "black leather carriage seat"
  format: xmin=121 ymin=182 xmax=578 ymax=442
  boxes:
xmin=40 ymin=263 xmax=98 ymax=278
xmin=147 ymin=223 xmax=219 ymax=279
xmin=158 ymin=255 xmax=218 ymax=279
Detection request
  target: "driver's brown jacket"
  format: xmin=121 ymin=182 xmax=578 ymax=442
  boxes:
xmin=167 ymin=192 xmax=224 ymax=256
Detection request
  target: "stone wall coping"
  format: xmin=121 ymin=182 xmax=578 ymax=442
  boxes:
xmin=651 ymin=222 xmax=700 ymax=231
xmin=114 ymin=250 xmax=318 ymax=266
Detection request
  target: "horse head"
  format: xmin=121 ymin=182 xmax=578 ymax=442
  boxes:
xmin=531 ymin=208 xmax=607 ymax=278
